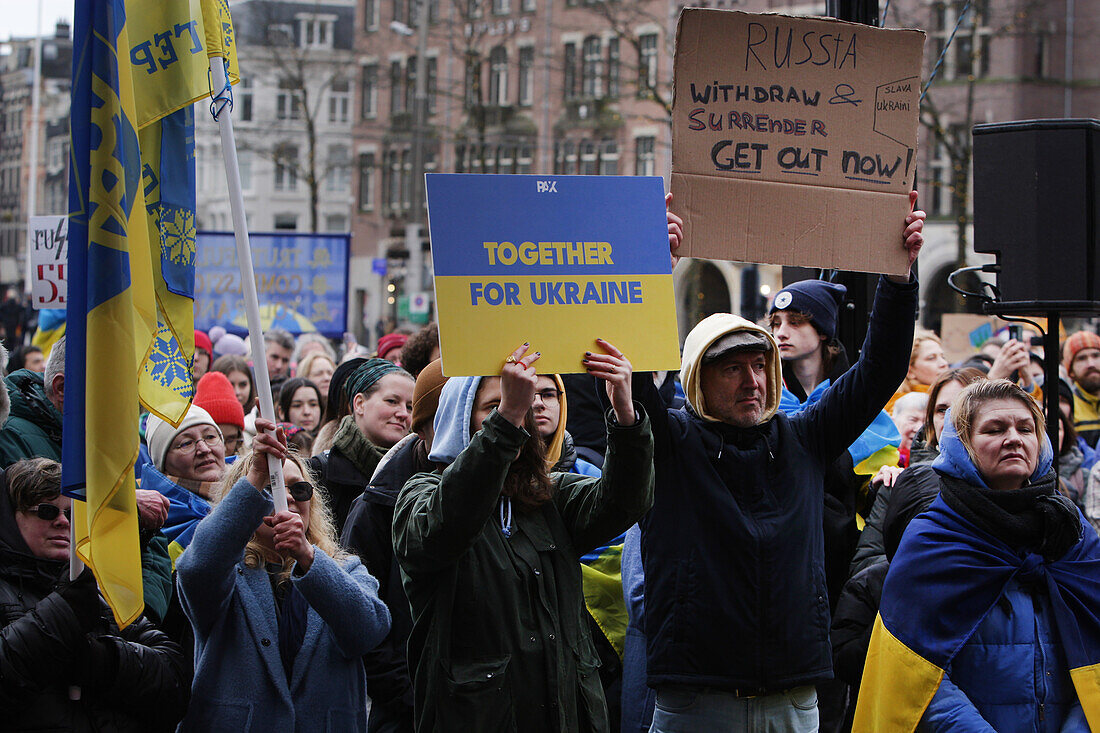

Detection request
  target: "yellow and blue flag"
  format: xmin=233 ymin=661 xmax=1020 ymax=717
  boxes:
xmin=64 ymin=0 xmax=237 ymax=626
xmin=853 ymin=496 xmax=1100 ymax=731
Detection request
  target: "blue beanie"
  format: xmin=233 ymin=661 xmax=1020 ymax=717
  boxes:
xmin=768 ymin=280 xmax=847 ymax=339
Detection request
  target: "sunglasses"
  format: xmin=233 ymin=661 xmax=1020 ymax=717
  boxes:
xmin=287 ymin=481 xmax=314 ymax=502
xmin=26 ymin=503 xmax=71 ymax=522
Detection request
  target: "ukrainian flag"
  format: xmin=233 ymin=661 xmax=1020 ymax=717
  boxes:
xmin=64 ymin=0 xmax=237 ymax=627
xmin=853 ymin=497 xmax=1100 ymax=731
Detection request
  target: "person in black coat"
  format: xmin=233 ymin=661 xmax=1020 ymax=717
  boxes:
xmin=340 ymin=359 xmax=446 ymax=733
xmin=0 ymin=458 xmax=189 ymax=732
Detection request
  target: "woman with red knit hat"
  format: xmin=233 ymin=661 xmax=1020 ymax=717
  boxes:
xmin=376 ymin=332 xmax=409 ymax=364
xmin=193 ymin=330 xmax=213 ymax=382
xmin=194 ymin=371 xmax=247 ymax=457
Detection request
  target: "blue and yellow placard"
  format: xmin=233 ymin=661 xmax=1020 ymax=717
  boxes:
xmin=427 ymin=174 xmax=681 ymax=376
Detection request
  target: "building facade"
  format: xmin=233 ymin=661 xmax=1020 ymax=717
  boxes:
xmin=0 ymin=21 xmax=71 ymax=287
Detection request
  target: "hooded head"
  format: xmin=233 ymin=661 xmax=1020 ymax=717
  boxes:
xmin=539 ymin=375 xmax=569 ymax=471
xmin=428 ymin=376 xmax=484 ymax=465
xmin=680 ymin=313 xmax=782 ymax=425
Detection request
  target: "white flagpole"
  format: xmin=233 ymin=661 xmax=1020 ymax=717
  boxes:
xmin=208 ymin=58 xmax=287 ymax=512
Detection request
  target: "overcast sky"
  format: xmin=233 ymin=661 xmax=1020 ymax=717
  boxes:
xmin=2 ymin=1 xmax=73 ymax=43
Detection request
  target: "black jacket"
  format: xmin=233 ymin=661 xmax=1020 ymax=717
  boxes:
xmin=0 ymin=475 xmax=189 ymax=732
xmin=309 ymin=447 xmax=371 ymax=536
xmin=849 ymin=462 xmax=941 ymax=576
xmin=341 ymin=435 xmax=430 ymax=731
xmin=638 ymin=276 xmax=917 ymax=692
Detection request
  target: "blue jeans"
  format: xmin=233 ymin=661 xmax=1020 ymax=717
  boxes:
xmin=649 ymin=686 xmax=819 ymax=732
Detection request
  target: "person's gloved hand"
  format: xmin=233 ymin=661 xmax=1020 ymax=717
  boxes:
xmin=57 ymin=566 xmax=101 ymax=633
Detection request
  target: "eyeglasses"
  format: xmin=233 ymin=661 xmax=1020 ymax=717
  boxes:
xmin=287 ymin=481 xmax=314 ymax=502
xmin=533 ymin=388 xmax=562 ymax=405
xmin=171 ymin=432 xmax=224 ymax=455
xmin=25 ymin=503 xmax=71 ymax=522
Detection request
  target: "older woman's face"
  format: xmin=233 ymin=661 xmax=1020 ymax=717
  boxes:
xmin=164 ymin=424 xmax=227 ymax=483
xmin=969 ymin=397 xmax=1040 ymax=490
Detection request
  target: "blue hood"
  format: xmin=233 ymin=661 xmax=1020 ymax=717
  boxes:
xmin=932 ymin=408 xmax=1054 ymax=489
xmin=428 ymin=376 xmax=483 ymax=465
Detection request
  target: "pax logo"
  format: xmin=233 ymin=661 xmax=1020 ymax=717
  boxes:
xmin=536 ymin=180 xmax=558 ymax=193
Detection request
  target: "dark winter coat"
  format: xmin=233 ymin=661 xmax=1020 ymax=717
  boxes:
xmin=0 ymin=472 xmax=189 ymax=731
xmin=393 ymin=408 xmax=653 ymax=733
xmin=638 ymin=275 xmax=917 ymax=692
xmin=0 ymin=369 xmax=62 ymax=467
xmin=341 ymin=434 xmax=430 ymax=731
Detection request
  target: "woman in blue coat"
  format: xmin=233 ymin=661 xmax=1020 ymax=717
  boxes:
xmin=855 ymin=380 xmax=1099 ymax=731
xmin=177 ymin=419 xmax=391 ymax=732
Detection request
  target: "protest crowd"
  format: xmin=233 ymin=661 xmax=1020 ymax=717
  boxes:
xmin=2 ymin=190 xmax=1100 ymax=733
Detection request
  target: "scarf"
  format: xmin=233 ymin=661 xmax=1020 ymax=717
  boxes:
xmin=939 ymin=473 xmax=1082 ymax=561
xmin=333 ymin=415 xmax=386 ymax=479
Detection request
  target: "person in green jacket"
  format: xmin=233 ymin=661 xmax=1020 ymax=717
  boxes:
xmin=393 ymin=340 xmax=653 ymax=733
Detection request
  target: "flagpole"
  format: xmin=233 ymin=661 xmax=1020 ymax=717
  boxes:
xmin=208 ymin=58 xmax=287 ymax=513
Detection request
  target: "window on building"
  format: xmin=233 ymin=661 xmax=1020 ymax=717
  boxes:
xmin=563 ymin=43 xmax=576 ymax=100
xmin=926 ymin=125 xmax=966 ymax=217
xmin=518 ymin=46 xmax=534 ymax=106
xmin=493 ymin=0 xmax=509 ymax=14
xmin=607 ymin=38 xmax=620 ymax=98
xmin=517 ymin=143 xmax=533 ymax=173
xmin=393 ymin=0 xmax=407 ymax=24
xmin=358 ymin=152 xmax=376 ymax=211
xmin=299 ymin=16 xmax=335 ymax=49
xmin=364 ymin=0 xmax=378 ymax=30
xmin=580 ymin=140 xmax=598 ymax=174
xmin=467 ymin=0 xmax=482 ymax=19
xmin=325 ymin=214 xmax=347 ymax=232
xmin=274 ymin=146 xmax=298 ymax=191
xmin=383 ymin=149 xmax=402 ymax=213
xmin=554 ymin=140 xmax=577 ymax=174
xmin=239 ymin=77 xmax=253 ymax=121
xmin=400 ymin=149 xmax=412 ymax=210
xmin=521 ymin=0 xmax=536 ymax=10
xmin=329 ymin=78 xmax=350 ymax=123
xmin=635 ymin=135 xmax=655 ymax=176
xmin=405 ymin=56 xmax=417 ymax=113
xmin=274 ymin=213 xmax=298 ymax=230
xmin=465 ymin=52 xmax=482 ymax=108
xmin=277 ymin=78 xmax=302 ymax=120
xmin=582 ymin=36 xmax=602 ymax=98
xmin=489 ymin=46 xmax=508 ymax=106
xmin=327 ymin=144 xmax=350 ymax=192
xmin=638 ymin=33 xmax=658 ymax=97
xmin=427 ymin=57 xmax=438 ymax=114
xmin=930 ymin=0 xmax=991 ymax=80
xmin=238 ymin=150 xmax=253 ymax=191
xmin=390 ymin=61 xmax=403 ymax=115
xmin=599 ymin=139 xmax=618 ymax=175
xmin=361 ymin=64 xmax=378 ymax=119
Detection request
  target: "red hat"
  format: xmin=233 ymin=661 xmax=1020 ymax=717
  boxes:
xmin=1063 ymin=331 xmax=1100 ymax=374
xmin=377 ymin=333 xmax=409 ymax=361
xmin=194 ymin=330 xmax=213 ymax=360
xmin=193 ymin=371 xmax=245 ymax=430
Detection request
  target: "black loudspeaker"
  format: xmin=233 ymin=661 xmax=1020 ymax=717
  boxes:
xmin=973 ymin=118 xmax=1100 ymax=306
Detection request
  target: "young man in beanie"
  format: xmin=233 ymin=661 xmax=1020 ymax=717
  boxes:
xmin=634 ymin=195 xmax=925 ymax=732
xmin=1063 ymin=330 xmax=1100 ymax=447
xmin=769 ymin=280 xmax=848 ymax=401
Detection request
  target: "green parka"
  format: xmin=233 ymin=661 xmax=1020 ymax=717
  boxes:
xmin=394 ymin=407 xmax=653 ymax=733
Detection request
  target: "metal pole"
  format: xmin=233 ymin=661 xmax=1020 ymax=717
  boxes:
xmin=209 ymin=58 xmax=287 ymax=513
xmin=406 ymin=0 xmax=431 ymax=297
xmin=24 ymin=0 xmax=44 ymax=294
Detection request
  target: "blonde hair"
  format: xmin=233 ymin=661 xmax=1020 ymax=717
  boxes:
xmin=949 ymin=379 xmax=1045 ymax=464
xmin=899 ymin=330 xmax=944 ymax=393
xmin=297 ymin=352 xmax=336 ymax=385
xmin=212 ymin=449 xmax=350 ymax=582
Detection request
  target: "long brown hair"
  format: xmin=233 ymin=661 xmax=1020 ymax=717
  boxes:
xmin=501 ymin=411 xmax=555 ymax=512
xmin=923 ymin=367 xmax=987 ymax=447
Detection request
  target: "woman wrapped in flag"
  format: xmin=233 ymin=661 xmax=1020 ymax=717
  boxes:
xmin=854 ymin=379 xmax=1100 ymax=732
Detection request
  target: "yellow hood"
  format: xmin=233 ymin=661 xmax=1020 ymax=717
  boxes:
xmin=679 ymin=313 xmax=782 ymax=424
xmin=544 ymin=374 xmax=568 ymax=470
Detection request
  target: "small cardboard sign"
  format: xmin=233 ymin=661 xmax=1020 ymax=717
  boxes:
xmin=670 ymin=9 xmax=925 ymax=275
xmin=426 ymin=174 xmax=682 ymax=377
xmin=27 ymin=215 xmax=68 ymax=309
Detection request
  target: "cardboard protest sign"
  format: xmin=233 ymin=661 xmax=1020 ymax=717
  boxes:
xmin=427 ymin=174 xmax=681 ymax=377
xmin=27 ymin=215 xmax=68 ymax=309
xmin=670 ymin=9 xmax=925 ymax=275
